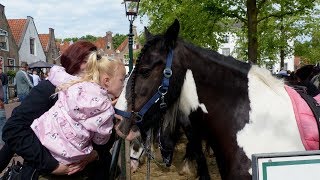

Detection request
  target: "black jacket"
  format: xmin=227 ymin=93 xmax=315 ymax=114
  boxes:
xmin=2 ymin=80 xmax=59 ymax=173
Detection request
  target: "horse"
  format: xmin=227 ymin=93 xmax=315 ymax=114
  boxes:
xmin=114 ymin=19 xmax=311 ymax=180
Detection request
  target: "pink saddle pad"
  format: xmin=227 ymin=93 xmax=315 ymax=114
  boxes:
xmin=285 ymin=86 xmax=320 ymax=150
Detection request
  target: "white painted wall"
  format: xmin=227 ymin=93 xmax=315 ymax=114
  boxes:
xmin=218 ymin=33 xmax=238 ymax=57
xmin=271 ymin=40 xmax=295 ymax=74
xmin=18 ymin=17 xmax=46 ymax=65
xmin=217 ymin=33 xmax=294 ymax=73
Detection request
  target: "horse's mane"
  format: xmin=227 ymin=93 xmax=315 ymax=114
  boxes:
xmin=181 ymin=40 xmax=251 ymax=74
xmin=250 ymin=65 xmax=285 ymax=93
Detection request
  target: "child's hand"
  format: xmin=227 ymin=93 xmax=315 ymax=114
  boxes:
xmin=111 ymin=98 xmax=118 ymax=106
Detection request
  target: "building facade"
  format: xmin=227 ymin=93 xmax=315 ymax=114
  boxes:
xmin=0 ymin=4 xmax=19 ymax=72
xmin=8 ymin=16 xmax=46 ymax=65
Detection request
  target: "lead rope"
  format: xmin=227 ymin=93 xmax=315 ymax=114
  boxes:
xmin=145 ymin=129 xmax=153 ymax=180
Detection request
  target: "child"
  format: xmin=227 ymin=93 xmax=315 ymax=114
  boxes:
xmin=30 ymin=52 xmax=126 ymax=165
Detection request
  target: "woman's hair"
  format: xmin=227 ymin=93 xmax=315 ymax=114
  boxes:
xmin=58 ymin=51 xmax=125 ymax=91
xmin=60 ymin=41 xmax=97 ymax=75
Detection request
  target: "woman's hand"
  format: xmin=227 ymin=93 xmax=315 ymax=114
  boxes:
xmin=67 ymin=150 xmax=99 ymax=175
xmin=51 ymin=163 xmax=71 ymax=175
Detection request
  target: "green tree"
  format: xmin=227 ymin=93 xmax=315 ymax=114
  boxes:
xmin=79 ymin=35 xmax=100 ymax=42
xmin=140 ymin=0 xmax=320 ymax=66
xmin=63 ymin=37 xmax=79 ymax=42
xmin=113 ymin=34 xmax=127 ymax=50
xmin=295 ymin=29 xmax=320 ymax=65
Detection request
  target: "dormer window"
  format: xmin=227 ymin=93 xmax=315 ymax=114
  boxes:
xmin=0 ymin=29 xmax=9 ymax=51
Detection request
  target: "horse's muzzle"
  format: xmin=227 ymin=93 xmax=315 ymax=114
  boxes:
xmin=115 ymin=120 xmax=141 ymax=141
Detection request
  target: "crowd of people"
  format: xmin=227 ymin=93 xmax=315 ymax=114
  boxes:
xmin=0 ymin=40 xmax=125 ymax=179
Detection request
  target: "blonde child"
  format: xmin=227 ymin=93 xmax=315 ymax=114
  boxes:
xmin=31 ymin=52 xmax=126 ymax=166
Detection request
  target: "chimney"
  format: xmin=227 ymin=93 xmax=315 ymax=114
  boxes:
xmin=106 ymin=31 xmax=113 ymax=50
xmin=49 ymin=28 xmax=54 ymax=35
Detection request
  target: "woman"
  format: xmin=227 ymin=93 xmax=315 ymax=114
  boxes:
xmin=0 ymin=41 xmax=114 ymax=179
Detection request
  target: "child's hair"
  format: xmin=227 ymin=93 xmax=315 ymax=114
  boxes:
xmin=58 ymin=51 xmax=125 ymax=91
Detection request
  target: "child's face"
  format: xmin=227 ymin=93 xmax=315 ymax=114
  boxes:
xmin=106 ymin=67 xmax=126 ymax=98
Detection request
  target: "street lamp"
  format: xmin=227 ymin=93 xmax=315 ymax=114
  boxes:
xmin=124 ymin=0 xmax=140 ymax=73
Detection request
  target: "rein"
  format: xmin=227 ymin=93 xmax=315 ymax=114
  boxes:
xmin=115 ymin=49 xmax=174 ymax=127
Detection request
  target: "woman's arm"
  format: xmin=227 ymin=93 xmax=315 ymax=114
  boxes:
xmin=2 ymin=80 xmax=59 ymax=173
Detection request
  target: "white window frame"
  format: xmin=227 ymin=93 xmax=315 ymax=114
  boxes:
xmin=0 ymin=29 xmax=9 ymax=51
xmin=221 ymin=48 xmax=231 ymax=56
xmin=8 ymin=58 xmax=15 ymax=66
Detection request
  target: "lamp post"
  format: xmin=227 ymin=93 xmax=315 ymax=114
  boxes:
xmin=125 ymin=0 xmax=140 ymax=73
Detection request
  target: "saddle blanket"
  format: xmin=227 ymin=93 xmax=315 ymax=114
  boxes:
xmin=285 ymin=85 xmax=320 ymax=150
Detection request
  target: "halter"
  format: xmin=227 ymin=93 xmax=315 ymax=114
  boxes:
xmin=115 ymin=49 xmax=174 ymax=128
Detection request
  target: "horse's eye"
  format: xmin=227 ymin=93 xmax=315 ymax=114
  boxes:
xmin=139 ymin=68 xmax=151 ymax=78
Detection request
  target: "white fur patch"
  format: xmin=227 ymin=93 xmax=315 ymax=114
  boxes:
xmin=115 ymin=79 xmax=128 ymax=111
xmin=237 ymin=65 xmax=304 ymax=174
xmin=179 ymin=69 xmax=208 ymax=116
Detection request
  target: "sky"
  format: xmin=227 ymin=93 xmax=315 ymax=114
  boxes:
xmin=1 ymin=0 xmax=148 ymax=39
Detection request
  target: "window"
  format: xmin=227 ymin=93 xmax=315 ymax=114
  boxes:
xmin=8 ymin=58 xmax=15 ymax=66
xmin=124 ymin=54 xmax=129 ymax=65
xmin=0 ymin=29 xmax=9 ymax=51
xmin=30 ymin=38 xmax=35 ymax=54
xmin=284 ymin=63 xmax=288 ymax=71
xmin=7 ymin=58 xmax=16 ymax=70
xmin=221 ymin=48 xmax=230 ymax=56
xmin=222 ymin=35 xmax=229 ymax=43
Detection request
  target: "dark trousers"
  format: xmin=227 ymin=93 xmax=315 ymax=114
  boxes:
xmin=0 ymin=144 xmax=15 ymax=172
xmin=22 ymin=152 xmax=113 ymax=180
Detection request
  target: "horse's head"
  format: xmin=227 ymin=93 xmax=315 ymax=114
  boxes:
xmin=115 ymin=19 xmax=186 ymax=140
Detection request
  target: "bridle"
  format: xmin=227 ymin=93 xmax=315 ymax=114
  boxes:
xmin=115 ymin=49 xmax=174 ymax=129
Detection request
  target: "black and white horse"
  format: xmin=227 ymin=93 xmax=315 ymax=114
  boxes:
xmin=115 ymin=19 xmax=308 ymax=180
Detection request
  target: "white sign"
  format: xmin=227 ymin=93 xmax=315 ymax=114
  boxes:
xmin=252 ymin=150 xmax=320 ymax=180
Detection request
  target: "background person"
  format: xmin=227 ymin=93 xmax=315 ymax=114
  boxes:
xmin=0 ymin=68 xmax=8 ymax=104
xmin=31 ymin=70 xmax=41 ymax=86
xmin=15 ymin=62 xmax=34 ymax=102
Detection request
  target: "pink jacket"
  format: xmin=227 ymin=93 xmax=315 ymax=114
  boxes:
xmin=31 ymin=66 xmax=114 ymax=164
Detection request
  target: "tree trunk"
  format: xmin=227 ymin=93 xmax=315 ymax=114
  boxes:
xmin=280 ymin=21 xmax=285 ymax=70
xmin=247 ymin=0 xmax=258 ymax=64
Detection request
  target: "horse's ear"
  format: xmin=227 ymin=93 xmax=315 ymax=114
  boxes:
xmin=165 ymin=19 xmax=180 ymax=47
xmin=144 ymin=27 xmax=153 ymax=40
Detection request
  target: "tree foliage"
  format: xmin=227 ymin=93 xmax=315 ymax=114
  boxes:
xmin=113 ymin=34 xmax=127 ymax=50
xmin=295 ymin=29 xmax=320 ymax=65
xmin=140 ymin=0 xmax=320 ymax=66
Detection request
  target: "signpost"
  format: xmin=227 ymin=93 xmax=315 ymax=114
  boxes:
xmin=252 ymin=150 xmax=320 ymax=180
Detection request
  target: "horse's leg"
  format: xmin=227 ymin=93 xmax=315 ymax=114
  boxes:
xmin=182 ymin=111 xmax=210 ymax=180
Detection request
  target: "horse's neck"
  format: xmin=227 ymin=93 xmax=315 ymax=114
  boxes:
xmin=181 ymin=46 xmax=250 ymax=91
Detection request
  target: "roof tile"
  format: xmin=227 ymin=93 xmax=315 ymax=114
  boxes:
xmin=7 ymin=19 xmax=27 ymax=45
